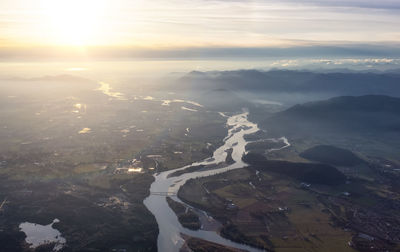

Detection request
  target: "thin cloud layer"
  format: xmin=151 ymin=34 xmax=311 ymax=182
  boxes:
xmin=0 ymin=0 xmax=399 ymax=59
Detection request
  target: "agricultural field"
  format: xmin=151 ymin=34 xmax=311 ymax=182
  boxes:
xmin=179 ymin=163 xmax=400 ymax=251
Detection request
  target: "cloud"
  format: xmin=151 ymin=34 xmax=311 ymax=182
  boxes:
xmin=0 ymin=0 xmax=399 ymax=49
xmin=208 ymin=0 xmax=400 ymax=10
xmin=2 ymin=44 xmax=400 ymax=60
xmin=285 ymin=0 xmax=400 ymax=10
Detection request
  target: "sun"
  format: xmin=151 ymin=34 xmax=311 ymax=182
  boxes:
xmin=43 ymin=0 xmax=107 ymax=46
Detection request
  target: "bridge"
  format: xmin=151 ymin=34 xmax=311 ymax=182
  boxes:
xmin=150 ymin=192 xmax=177 ymax=196
xmin=0 ymin=198 xmax=7 ymax=211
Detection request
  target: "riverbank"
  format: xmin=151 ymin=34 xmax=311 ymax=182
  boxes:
xmin=144 ymin=111 xmax=265 ymax=252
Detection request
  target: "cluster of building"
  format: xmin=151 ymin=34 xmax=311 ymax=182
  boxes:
xmin=0 ymin=160 xmax=6 ymax=168
xmin=349 ymin=207 xmax=400 ymax=243
xmin=114 ymin=159 xmax=144 ymax=174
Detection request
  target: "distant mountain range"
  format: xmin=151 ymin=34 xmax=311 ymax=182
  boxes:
xmin=179 ymin=70 xmax=400 ymax=105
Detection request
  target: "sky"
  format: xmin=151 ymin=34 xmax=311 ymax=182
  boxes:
xmin=0 ymin=0 xmax=400 ymax=59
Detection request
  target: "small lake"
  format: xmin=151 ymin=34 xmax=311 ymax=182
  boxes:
xmin=19 ymin=218 xmax=66 ymax=251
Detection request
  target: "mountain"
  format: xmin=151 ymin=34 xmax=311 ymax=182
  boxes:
xmin=177 ymin=70 xmax=400 ymax=105
xmin=264 ymin=95 xmax=400 ymax=135
xmin=194 ymin=88 xmax=250 ymax=111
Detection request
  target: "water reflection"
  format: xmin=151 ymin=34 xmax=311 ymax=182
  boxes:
xmin=181 ymin=106 xmax=198 ymax=112
xmin=78 ymin=128 xmax=91 ymax=134
xmin=19 ymin=219 xmax=66 ymax=251
xmin=96 ymin=82 xmax=126 ymax=100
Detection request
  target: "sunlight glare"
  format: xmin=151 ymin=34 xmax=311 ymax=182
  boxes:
xmin=43 ymin=0 xmax=107 ymax=46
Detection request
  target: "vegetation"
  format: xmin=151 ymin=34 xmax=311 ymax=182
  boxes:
xmin=242 ymin=152 xmax=346 ymax=185
xmin=168 ymin=165 xmax=205 ymax=178
xmin=0 ymin=76 xmax=228 ymax=251
xmin=178 ymin=167 xmax=360 ymax=251
xmin=166 ymin=197 xmax=201 ymax=230
xmin=220 ymin=224 xmax=265 ymax=249
xmin=183 ymin=236 xmax=246 ymax=252
xmin=300 ymin=145 xmax=364 ymax=166
xmin=2 ymin=71 xmax=400 ymax=251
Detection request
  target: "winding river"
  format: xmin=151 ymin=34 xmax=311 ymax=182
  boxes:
xmin=144 ymin=111 xmax=277 ymax=252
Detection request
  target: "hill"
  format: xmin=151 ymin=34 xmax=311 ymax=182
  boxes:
xmin=265 ymin=95 xmax=400 ymax=135
xmin=300 ymin=145 xmax=364 ymax=166
xmin=242 ymin=153 xmax=346 ymax=185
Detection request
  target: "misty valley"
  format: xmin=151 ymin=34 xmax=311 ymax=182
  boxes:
xmin=0 ymin=69 xmax=400 ymax=252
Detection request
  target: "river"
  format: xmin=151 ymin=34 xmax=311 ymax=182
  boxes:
xmin=144 ymin=111 xmax=270 ymax=252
